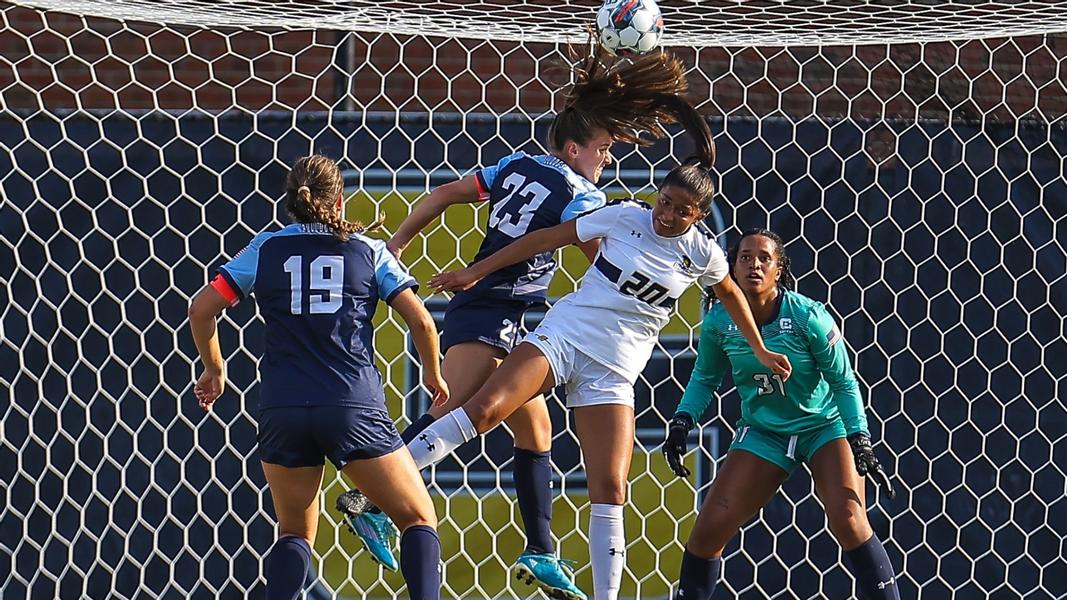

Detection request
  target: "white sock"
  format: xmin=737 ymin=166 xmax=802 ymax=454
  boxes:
xmin=589 ymin=503 xmax=625 ymax=600
xmin=406 ymin=408 xmax=478 ymax=470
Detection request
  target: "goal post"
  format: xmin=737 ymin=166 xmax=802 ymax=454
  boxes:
xmin=2 ymin=1 xmax=1065 ymax=599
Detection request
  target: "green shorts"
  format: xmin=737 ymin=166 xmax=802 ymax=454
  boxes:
xmin=728 ymin=419 xmax=848 ymax=474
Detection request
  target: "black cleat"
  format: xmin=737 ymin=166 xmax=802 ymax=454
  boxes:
xmin=335 ymin=489 xmax=371 ymax=517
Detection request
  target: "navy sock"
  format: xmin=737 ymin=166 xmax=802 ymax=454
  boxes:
xmin=675 ymin=549 xmax=720 ymax=600
xmin=401 ymin=413 xmax=438 ymax=445
xmin=265 ymin=535 xmax=311 ymax=600
xmin=513 ymin=448 xmax=554 ymax=555
xmin=400 ymin=525 xmax=441 ymax=600
xmin=844 ymin=535 xmax=900 ymax=600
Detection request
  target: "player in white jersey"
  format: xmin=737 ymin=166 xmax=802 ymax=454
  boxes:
xmin=336 ymin=46 xmax=697 ymax=599
xmin=412 ymin=104 xmax=792 ymax=600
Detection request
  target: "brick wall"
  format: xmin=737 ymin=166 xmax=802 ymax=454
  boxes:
xmin=2 ymin=3 xmax=1064 ymax=121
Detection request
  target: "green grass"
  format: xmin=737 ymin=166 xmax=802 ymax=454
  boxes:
xmin=311 ymin=191 xmax=710 ymax=598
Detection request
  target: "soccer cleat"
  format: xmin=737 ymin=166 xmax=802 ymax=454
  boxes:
xmin=338 ymin=493 xmax=399 ymax=572
xmin=335 ymin=489 xmax=373 ymax=517
xmin=511 ymin=552 xmax=587 ymax=600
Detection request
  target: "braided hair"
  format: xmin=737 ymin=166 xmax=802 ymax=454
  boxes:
xmin=284 ymin=155 xmax=384 ymax=240
xmin=548 ymin=39 xmax=691 ymax=152
xmin=703 ymin=228 xmax=795 ymax=311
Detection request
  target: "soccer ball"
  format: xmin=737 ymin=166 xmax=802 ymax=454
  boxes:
xmin=595 ymin=0 xmax=664 ymax=56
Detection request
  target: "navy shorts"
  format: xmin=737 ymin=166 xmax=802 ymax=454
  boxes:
xmin=441 ymin=297 xmax=535 ymax=353
xmin=257 ymin=406 xmax=403 ymax=469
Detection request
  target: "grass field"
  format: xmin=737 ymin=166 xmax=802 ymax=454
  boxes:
xmin=311 ymin=190 xmax=710 ymax=598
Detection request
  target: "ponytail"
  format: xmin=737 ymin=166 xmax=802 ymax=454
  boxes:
xmin=284 ymin=154 xmax=384 ymax=240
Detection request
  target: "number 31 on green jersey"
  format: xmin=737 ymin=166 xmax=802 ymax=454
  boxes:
xmin=753 ymin=373 xmax=787 ymax=397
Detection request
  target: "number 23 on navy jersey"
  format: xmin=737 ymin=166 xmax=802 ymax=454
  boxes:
xmin=464 ymin=151 xmax=605 ymax=301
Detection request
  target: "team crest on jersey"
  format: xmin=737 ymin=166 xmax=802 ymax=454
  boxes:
xmin=676 ymin=255 xmax=697 ymax=276
xmin=779 ymin=318 xmax=792 ymax=330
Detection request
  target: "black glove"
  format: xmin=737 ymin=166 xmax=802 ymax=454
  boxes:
xmin=662 ymin=413 xmax=694 ymax=478
xmin=848 ymin=433 xmax=896 ymax=500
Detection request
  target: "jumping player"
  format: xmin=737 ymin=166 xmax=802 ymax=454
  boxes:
xmin=661 ymin=229 xmax=899 ymax=600
xmin=188 ymin=155 xmax=447 ymax=600
xmin=402 ymin=103 xmax=793 ymax=600
xmin=341 ymin=43 xmax=697 ymax=599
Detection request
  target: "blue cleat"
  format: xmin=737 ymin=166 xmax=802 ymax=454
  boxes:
xmin=512 ymin=552 xmax=587 ymax=600
xmin=337 ymin=492 xmax=399 ymax=572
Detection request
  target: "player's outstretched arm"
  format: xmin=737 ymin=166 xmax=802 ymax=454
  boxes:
xmin=710 ymin=276 xmax=792 ymax=379
xmin=389 ymin=288 xmax=449 ymax=406
xmin=429 ymin=220 xmax=581 ymax=293
xmin=388 ymin=176 xmax=481 ymax=258
xmin=188 ymin=285 xmax=231 ymax=411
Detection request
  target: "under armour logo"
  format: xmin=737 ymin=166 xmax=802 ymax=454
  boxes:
xmin=418 ymin=433 xmax=435 ymax=453
xmin=877 ymin=577 xmax=896 ymax=590
xmin=630 ymin=229 xmax=642 ymax=238
xmin=608 ymin=547 xmax=625 ymax=556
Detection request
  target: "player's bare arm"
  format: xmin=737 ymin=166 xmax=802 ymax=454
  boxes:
xmin=388 ymin=176 xmax=481 ymax=258
xmin=188 ymin=283 xmax=232 ymax=410
xmin=711 ymin=275 xmax=792 ymax=379
xmin=389 ymin=287 xmax=449 ymax=406
xmin=429 ymin=220 xmax=581 ymax=293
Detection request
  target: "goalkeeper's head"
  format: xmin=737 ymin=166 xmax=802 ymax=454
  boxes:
xmin=284 ymin=154 xmax=383 ymax=240
xmin=728 ymin=229 xmax=796 ymax=295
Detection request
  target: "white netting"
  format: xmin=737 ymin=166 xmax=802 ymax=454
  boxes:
xmin=12 ymin=0 xmax=1067 ymax=45
xmin=2 ymin=1 xmax=1066 ymax=599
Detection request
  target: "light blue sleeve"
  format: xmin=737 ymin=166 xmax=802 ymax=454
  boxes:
xmin=561 ymin=189 xmax=607 ymax=222
xmin=476 ymin=151 xmax=525 ymax=191
xmin=217 ymin=231 xmax=271 ymax=300
xmin=367 ymin=238 xmax=418 ymax=303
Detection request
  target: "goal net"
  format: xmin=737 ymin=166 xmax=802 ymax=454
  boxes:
xmin=2 ymin=1 xmax=1064 ymax=598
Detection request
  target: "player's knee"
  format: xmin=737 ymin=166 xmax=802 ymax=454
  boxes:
xmin=825 ymin=500 xmax=872 ymax=548
xmin=466 ymin=395 xmax=508 ymax=433
xmin=688 ymin=504 xmax=737 ymax=557
xmin=391 ymin=506 xmax=438 ymax=532
xmin=587 ymin=476 xmax=627 ymax=505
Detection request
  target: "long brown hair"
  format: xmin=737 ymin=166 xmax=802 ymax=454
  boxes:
xmin=284 ymin=154 xmax=383 ymax=240
xmin=548 ymin=39 xmax=691 ymax=152
xmin=655 ymin=95 xmax=717 ymax=213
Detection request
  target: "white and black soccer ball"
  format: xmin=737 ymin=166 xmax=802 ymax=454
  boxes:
xmin=595 ymin=0 xmax=664 ymax=56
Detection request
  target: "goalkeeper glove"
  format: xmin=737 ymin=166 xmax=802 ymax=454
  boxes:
xmin=848 ymin=432 xmax=896 ymax=500
xmin=662 ymin=413 xmax=694 ymax=478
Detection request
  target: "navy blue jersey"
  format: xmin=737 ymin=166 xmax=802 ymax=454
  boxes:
xmin=454 ymin=151 xmax=606 ymax=304
xmin=213 ymin=223 xmax=417 ymax=410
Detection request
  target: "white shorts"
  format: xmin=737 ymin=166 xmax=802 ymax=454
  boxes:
xmin=523 ymin=324 xmax=635 ymax=409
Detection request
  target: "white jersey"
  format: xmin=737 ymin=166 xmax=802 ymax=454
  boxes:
xmin=538 ymin=200 xmax=729 ymax=382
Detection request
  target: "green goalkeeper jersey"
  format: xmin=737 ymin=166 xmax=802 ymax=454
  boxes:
xmin=676 ymin=289 xmax=869 ymax=436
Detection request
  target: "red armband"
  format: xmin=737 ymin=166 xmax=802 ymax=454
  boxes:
xmin=474 ymin=173 xmax=490 ymax=201
xmin=210 ymin=274 xmax=240 ymax=307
